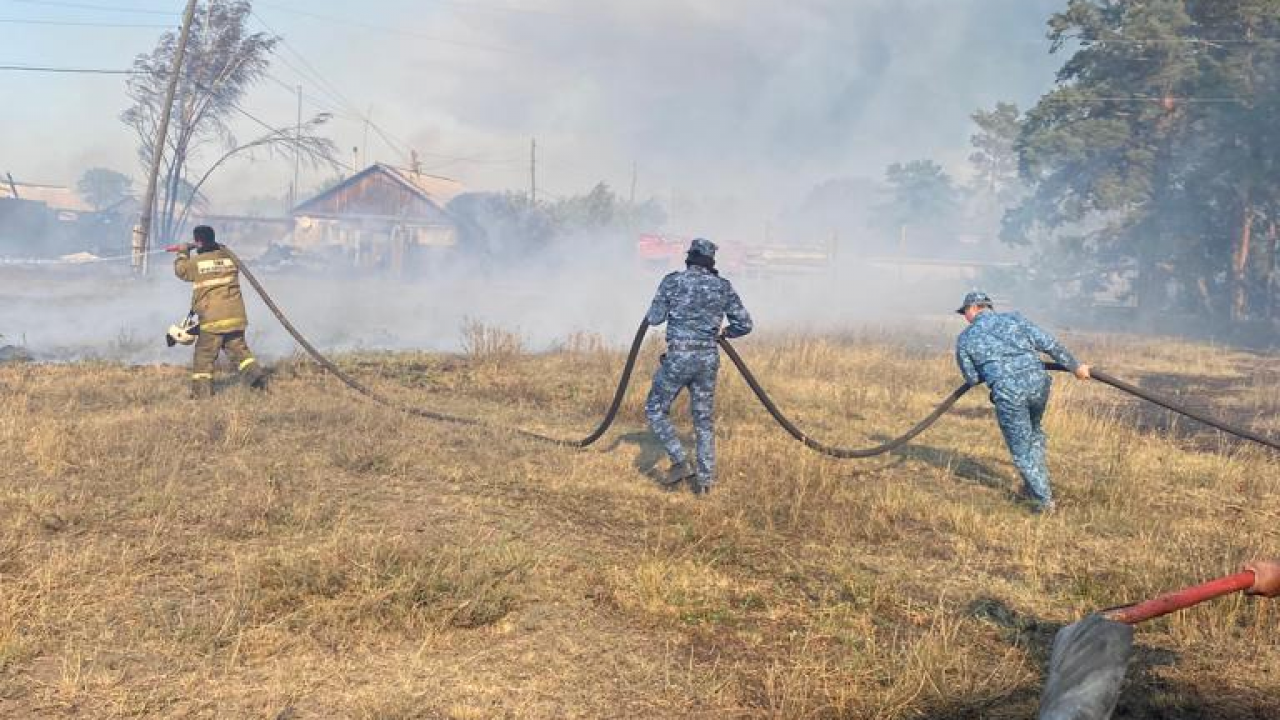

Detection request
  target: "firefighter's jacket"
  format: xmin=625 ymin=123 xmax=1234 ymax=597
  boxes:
xmin=175 ymin=246 xmax=248 ymax=334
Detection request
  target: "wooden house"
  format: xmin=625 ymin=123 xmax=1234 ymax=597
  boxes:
xmin=289 ymin=163 xmax=463 ymax=274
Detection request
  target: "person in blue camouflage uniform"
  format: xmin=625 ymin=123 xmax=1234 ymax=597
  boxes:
xmin=954 ymin=291 xmax=1091 ymax=514
xmin=645 ymin=238 xmax=753 ymax=495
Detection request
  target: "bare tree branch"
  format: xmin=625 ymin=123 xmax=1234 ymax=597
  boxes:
xmin=174 ymin=114 xmax=339 ymax=232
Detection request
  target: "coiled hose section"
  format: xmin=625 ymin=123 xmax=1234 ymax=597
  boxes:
xmin=227 ymin=248 xmax=1280 ymax=457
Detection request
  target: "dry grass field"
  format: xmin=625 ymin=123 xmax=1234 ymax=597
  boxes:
xmin=2 ymin=326 xmax=1279 ymax=719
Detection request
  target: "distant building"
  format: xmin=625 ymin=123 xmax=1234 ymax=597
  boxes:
xmin=0 ymin=180 xmax=93 ymax=216
xmin=192 ymin=214 xmax=293 ymax=260
xmin=0 ymin=178 xmax=126 ymax=258
xmin=289 ymin=163 xmax=463 ymax=274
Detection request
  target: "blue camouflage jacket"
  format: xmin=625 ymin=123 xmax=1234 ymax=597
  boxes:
xmin=955 ymin=310 xmax=1079 ymax=389
xmin=646 ymin=266 xmax=753 ymax=350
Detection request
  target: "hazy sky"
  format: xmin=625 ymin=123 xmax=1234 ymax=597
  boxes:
xmin=1 ymin=0 xmax=1066 ymax=225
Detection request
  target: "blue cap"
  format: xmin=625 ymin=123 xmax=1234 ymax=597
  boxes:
xmin=956 ymin=290 xmax=993 ymax=314
xmin=688 ymin=237 xmax=717 ymax=258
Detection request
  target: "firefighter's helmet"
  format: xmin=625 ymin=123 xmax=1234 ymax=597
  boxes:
xmin=166 ymin=313 xmax=200 ymax=347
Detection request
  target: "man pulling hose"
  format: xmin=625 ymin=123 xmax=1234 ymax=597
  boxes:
xmin=645 ymin=238 xmax=753 ymax=495
xmin=174 ymin=225 xmax=266 ymax=398
xmin=955 ymin=291 xmax=1090 ymax=514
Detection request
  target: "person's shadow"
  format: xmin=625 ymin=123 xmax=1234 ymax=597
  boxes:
xmin=608 ymin=431 xmax=667 ymax=478
xmin=608 ymin=430 xmax=691 ymax=488
xmin=612 ymin=428 xmax=913 ymax=487
xmin=886 ymin=442 xmax=1025 ymax=504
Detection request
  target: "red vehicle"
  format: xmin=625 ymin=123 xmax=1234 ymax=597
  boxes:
xmin=637 ymin=234 xmax=749 ymax=274
xmin=638 ymin=233 xmax=829 ymax=277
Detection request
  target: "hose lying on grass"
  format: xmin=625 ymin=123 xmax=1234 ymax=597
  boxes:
xmin=226 ymin=248 xmax=1280 ymax=457
xmin=228 ymin=246 xmax=638 ymax=448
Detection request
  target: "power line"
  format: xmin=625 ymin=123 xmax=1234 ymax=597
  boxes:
xmin=253 ymin=1 xmax=524 ymax=56
xmin=1041 ymin=91 xmax=1253 ymax=105
xmin=254 ymin=37 xmax=520 ymax=169
xmin=221 ymin=89 xmax=354 ymax=173
xmin=261 ymin=70 xmax=353 ymax=120
xmin=1067 ymin=31 xmax=1280 ymax=47
xmin=250 ymin=6 xmax=554 ymax=171
xmin=0 ymin=63 xmax=140 ymax=74
xmin=0 ymin=62 xmax=353 ymax=173
xmin=0 ymin=17 xmax=171 ymax=27
xmin=8 ymin=0 xmax=571 ymax=22
xmin=5 ymin=0 xmax=177 ymax=15
xmin=250 ymin=13 xmax=366 ymax=118
xmin=264 ymin=51 xmax=355 ymax=118
xmin=0 ymin=65 xmax=1257 ymax=110
xmin=221 ymin=16 xmax=414 ymax=166
xmin=251 ymin=10 xmax=418 ymax=166
xmin=257 ymin=0 xmax=565 ymax=25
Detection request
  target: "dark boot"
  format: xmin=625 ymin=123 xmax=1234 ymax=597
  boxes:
xmin=1032 ymin=499 xmax=1057 ymax=517
xmin=190 ymin=379 xmax=214 ymax=399
xmin=243 ymin=363 xmax=268 ymax=391
xmin=690 ymin=482 xmax=712 ymax=497
xmin=662 ymin=460 xmax=695 ymax=487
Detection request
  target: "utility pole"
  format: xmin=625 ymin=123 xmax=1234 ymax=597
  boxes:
xmin=361 ymin=106 xmax=372 ymax=168
xmin=629 ymin=161 xmax=637 ymax=205
xmin=529 ymin=137 xmax=537 ymax=206
xmin=291 ymin=84 xmax=302 ymax=210
xmin=134 ymin=0 xmax=199 ymax=276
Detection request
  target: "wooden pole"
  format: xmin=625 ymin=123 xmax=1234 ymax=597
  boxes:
xmin=135 ymin=0 xmax=200 ymax=275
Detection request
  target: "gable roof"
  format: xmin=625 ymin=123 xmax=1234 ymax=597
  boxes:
xmin=0 ymin=181 xmax=93 ymax=212
xmin=292 ymin=163 xmax=464 ymax=219
xmin=382 ymin=164 xmax=465 ymax=205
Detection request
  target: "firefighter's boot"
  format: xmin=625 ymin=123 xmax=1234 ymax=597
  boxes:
xmin=191 ymin=376 xmax=214 ymax=399
xmin=241 ymin=360 xmax=268 ymax=391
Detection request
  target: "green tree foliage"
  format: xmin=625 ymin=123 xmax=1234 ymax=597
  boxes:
xmin=969 ymin=102 xmax=1023 ymax=207
xmin=450 ymin=183 xmax=666 ymax=258
xmin=449 ymin=192 xmax=555 ymax=257
xmin=880 ymin=160 xmax=958 ymax=252
xmin=1185 ymin=0 xmax=1280 ymax=320
xmin=1012 ymin=0 xmax=1280 ymax=321
xmin=547 ymin=182 xmax=666 ymax=237
xmin=76 ymin=168 xmax=133 ymax=211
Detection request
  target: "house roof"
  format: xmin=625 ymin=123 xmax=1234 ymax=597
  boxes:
xmin=292 ymin=163 xmax=464 ymax=218
xmin=382 ymin=164 xmax=465 ymax=205
xmin=0 ymin=182 xmax=93 ymax=212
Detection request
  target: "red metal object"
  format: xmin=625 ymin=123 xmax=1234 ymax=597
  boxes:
xmin=165 ymin=243 xmax=191 ymax=253
xmin=637 ymin=233 xmax=686 ymax=260
xmin=1104 ymin=570 xmax=1256 ymax=625
xmin=635 ymin=234 xmax=751 ymax=274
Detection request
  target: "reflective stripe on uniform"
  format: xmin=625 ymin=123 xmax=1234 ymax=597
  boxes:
xmin=193 ymin=275 xmax=234 ymax=290
xmin=196 ymin=258 xmax=236 ymax=274
xmin=239 ymin=357 xmax=257 ymax=371
xmin=192 ymin=373 xmax=214 ymax=380
xmin=200 ymin=318 xmax=247 ymax=333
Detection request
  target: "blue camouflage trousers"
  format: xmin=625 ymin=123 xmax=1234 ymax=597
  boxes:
xmin=646 ymin=350 xmax=719 ymax=488
xmin=991 ymin=373 xmax=1053 ymax=505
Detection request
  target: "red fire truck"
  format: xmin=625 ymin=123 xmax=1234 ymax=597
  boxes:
xmin=637 ymin=233 xmax=831 ymax=277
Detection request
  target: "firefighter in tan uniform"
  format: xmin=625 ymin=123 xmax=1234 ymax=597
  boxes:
xmin=175 ymin=225 xmax=266 ymax=397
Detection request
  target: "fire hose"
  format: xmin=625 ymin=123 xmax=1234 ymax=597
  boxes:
xmin=226 ymin=246 xmax=634 ymax=446
xmin=1039 ymin=568 xmax=1264 ymax=720
xmin=221 ymin=248 xmax=1280 ymax=457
